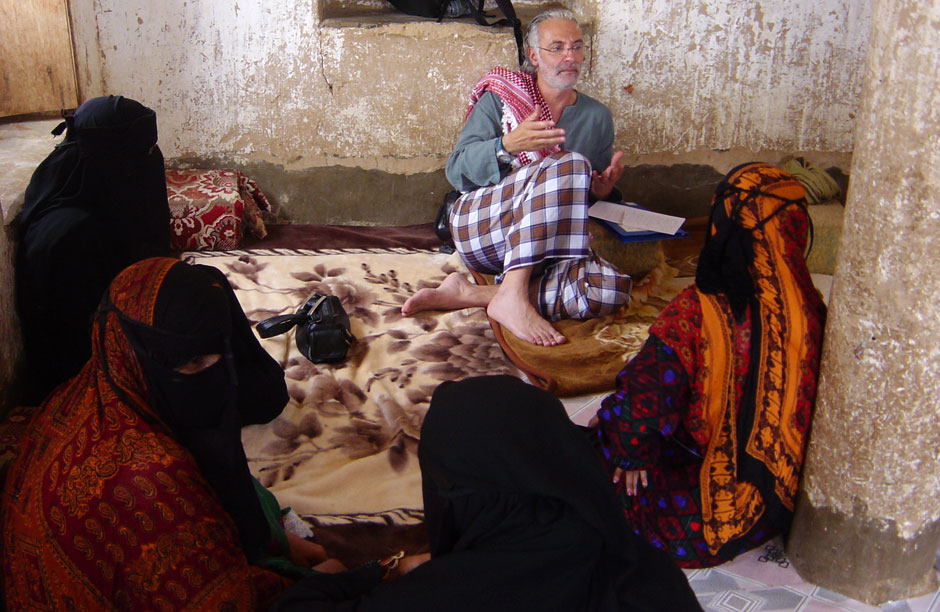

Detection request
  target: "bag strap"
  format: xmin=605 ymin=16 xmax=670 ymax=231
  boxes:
xmin=307 ymin=295 xmax=330 ymax=321
xmin=435 ymin=0 xmax=451 ymax=20
xmin=463 ymin=0 xmax=524 ymax=66
xmin=257 ymin=313 xmax=305 ymax=338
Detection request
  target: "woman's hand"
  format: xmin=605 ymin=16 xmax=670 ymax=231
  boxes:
xmin=613 ymin=467 xmax=648 ymax=496
xmin=386 ymin=553 xmax=431 ymax=581
xmin=286 ymin=531 xmax=329 ymax=567
xmin=378 ymin=551 xmax=431 ymax=581
xmin=286 ymin=532 xmax=348 ymax=574
xmin=313 ymin=558 xmax=349 ymax=574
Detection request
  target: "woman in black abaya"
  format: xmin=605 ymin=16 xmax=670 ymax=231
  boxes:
xmin=272 ymin=374 xmax=702 ymax=611
xmin=15 ymin=95 xmax=170 ymax=402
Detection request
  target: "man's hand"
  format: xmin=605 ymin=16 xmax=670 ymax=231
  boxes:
xmin=590 ymin=151 xmax=625 ymax=201
xmin=501 ymin=105 xmax=566 ymax=155
xmin=613 ymin=466 xmax=648 ymax=496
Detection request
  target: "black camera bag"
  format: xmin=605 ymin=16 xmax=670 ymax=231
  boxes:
xmin=256 ymin=294 xmax=354 ymax=363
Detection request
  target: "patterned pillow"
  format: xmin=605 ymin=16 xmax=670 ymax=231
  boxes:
xmin=166 ymin=169 xmax=271 ymax=251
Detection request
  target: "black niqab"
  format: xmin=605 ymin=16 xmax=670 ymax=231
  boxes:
xmin=15 ymin=95 xmax=170 ymax=401
xmin=272 ymin=375 xmax=701 ymax=611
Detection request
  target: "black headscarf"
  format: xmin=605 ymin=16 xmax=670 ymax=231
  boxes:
xmin=99 ymin=260 xmax=289 ymax=559
xmin=15 ymin=95 xmax=170 ymax=401
xmin=272 ymin=375 xmax=701 ymax=611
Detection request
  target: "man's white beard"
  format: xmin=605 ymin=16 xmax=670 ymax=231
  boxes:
xmin=539 ymin=63 xmax=581 ymax=91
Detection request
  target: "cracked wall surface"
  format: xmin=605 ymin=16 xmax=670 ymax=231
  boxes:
xmin=66 ymin=0 xmax=868 ymax=221
xmin=583 ymin=0 xmax=869 ymax=154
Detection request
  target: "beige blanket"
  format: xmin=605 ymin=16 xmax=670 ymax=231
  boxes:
xmin=186 ymin=248 xmax=521 ymax=527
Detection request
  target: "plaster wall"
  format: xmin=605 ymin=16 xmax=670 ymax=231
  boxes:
xmin=66 ymin=0 xmax=868 ymax=222
xmin=585 ymin=0 xmax=869 ymax=156
xmin=69 ymin=0 xmax=515 ymax=174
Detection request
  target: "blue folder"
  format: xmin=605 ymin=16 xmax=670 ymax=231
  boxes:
xmin=591 ymin=203 xmax=689 ymax=243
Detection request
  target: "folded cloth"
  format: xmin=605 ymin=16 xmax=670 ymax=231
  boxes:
xmin=167 ymin=168 xmax=271 ymax=250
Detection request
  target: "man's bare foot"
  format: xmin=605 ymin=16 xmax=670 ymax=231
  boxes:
xmin=487 ymin=289 xmax=566 ymax=346
xmin=401 ymin=273 xmax=494 ymax=316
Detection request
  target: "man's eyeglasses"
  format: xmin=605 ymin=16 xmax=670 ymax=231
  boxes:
xmin=537 ymin=44 xmax=584 ymax=56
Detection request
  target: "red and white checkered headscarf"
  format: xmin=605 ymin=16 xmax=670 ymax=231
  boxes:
xmin=466 ymin=67 xmax=561 ymax=167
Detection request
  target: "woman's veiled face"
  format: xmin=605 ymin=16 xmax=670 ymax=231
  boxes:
xmin=173 ymin=353 xmax=222 ymax=374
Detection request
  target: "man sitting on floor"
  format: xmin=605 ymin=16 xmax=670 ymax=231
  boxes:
xmin=401 ymin=8 xmax=631 ymax=346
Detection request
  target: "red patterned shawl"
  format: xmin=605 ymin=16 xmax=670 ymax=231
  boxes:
xmin=466 ymin=67 xmax=561 ymax=166
xmin=1 ymin=257 xmax=288 ymax=611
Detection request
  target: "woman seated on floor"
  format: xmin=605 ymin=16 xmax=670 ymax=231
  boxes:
xmin=15 ymin=95 xmax=171 ymax=403
xmin=591 ymin=162 xmax=827 ymax=568
xmin=271 ymin=375 xmax=702 ymax=611
xmin=1 ymin=257 xmax=372 ymax=610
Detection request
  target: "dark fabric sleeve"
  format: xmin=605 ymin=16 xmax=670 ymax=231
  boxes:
xmin=15 ymin=209 xmax=121 ymax=401
xmin=594 ymin=334 xmax=691 ymax=471
xmin=267 ymin=564 xmax=383 ymax=612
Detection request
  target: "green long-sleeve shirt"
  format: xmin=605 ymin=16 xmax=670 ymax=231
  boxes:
xmin=445 ymin=90 xmax=615 ymax=192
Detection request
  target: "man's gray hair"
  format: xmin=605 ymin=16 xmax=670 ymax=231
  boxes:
xmin=521 ymin=8 xmax=580 ymax=74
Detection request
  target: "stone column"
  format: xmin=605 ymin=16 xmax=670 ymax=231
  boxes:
xmin=787 ymin=0 xmax=940 ymax=605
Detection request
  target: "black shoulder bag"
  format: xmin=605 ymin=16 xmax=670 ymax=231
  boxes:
xmin=434 ymin=189 xmax=461 ymax=253
xmin=387 ymin=0 xmax=523 ymax=65
xmin=257 ymin=294 xmax=354 ymax=363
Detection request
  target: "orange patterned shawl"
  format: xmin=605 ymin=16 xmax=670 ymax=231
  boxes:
xmin=1 ymin=258 xmax=288 ymax=611
xmin=651 ymin=163 xmax=826 ymax=554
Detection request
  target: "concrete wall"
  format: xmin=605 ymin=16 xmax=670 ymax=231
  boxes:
xmin=586 ymin=0 xmax=868 ymax=155
xmin=66 ymin=0 xmax=869 ymax=223
xmin=0 ymin=0 xmax=871 ymax=401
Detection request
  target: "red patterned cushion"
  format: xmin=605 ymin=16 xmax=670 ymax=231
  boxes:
xmin=166 ymin=169 xmax=271 ymax=250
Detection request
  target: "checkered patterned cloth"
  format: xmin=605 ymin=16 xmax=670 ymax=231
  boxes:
xmin=451 ymin=151 xmax=631 ymax=320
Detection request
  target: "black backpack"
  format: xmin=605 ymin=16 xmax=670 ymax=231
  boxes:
xmin=387 ymin=0 xmax=523 ymax=65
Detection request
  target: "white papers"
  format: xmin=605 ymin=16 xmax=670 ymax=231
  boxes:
xmin=588 ymin=201 xmax=686 ymax=235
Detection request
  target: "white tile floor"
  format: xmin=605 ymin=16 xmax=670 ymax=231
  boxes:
xmin=561 ymin=392 xmax=606 ymax=426
xmin=685 ymin=538 xmax=940 ymax=612
xmin=559 ymin=273 xmax=940 ymax=610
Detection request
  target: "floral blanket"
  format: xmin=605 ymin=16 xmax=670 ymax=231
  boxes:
xmin=184 ymin=248 xmax=521 ymax=528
